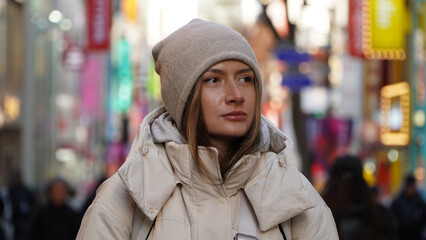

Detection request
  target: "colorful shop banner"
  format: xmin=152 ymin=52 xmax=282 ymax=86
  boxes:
xmin=362 ymin=0 xmax=406 ymax=60
xmin=86 ymin=0 xmax=112 ymax=50
xmin=305 ymin=117 xmax=353 ymax=168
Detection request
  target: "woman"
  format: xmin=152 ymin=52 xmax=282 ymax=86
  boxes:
xmin=32 ymin=178 xmax=80 ymax=240
xmin=322 ymin=155 xmax=396 ymax=240
xmin=77 ymin=18 xmax=338 ymax=239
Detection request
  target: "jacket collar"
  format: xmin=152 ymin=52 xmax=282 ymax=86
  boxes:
xmin=164 ymin=142 xmax=260 ymax=197
xmin=118 ymin=106 xmax=315 ymax=230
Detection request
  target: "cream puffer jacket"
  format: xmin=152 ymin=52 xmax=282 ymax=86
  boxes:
xmin=77 ymin=107 xmax=338 ymax=240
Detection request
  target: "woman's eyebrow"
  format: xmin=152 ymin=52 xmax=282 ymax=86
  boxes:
xmin=204 ymin=68 xmax=223 ymax=74
xmin=204 ymin=68 xmax=253 ymax=74
xmin=236 ymin=68 xmax=253 ymax=75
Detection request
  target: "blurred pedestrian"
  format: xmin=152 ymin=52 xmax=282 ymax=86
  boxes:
xmin=0 ymin=187 xmax=12 ymax=240
xmin=0 ymin=197 xmax=5 ymax=240
xmin=77 ymin=18 xmax=338 ymax=239
xmin=322 ymin=155 xmax=396 ymax=240
xmin=390 ymin=175 xmax=426 ymax=240
xmin=79 ymin=175 xmax=106 ymax=220
xmin=8 ymin=171 xmax=35 ymax=240
xmin=31 ymin=178 xmax=79 ymax=240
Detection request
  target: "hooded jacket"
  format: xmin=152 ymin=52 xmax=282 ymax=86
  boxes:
xmin=77 ymin=106 xmax=338 ymax=239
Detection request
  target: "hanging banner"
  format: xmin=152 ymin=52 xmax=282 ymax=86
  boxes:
xmin=86 ymin=0 xmax=112 ymax=50
xmin=362 ymin=0 xmax=406 ymax=60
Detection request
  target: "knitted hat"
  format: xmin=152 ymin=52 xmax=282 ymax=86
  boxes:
xmin=152 ymin=18 xmax=263 ymax=128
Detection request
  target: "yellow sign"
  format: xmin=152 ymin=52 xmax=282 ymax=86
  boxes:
xmin=363 ymin=0 xmax=406 ymax=60
xmin=380 ymin=82 xmax=410 ymax=146
xmin=122 ymin=0 xmax=138 ymax=22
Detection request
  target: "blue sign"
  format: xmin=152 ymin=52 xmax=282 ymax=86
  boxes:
xmin=275 ymin=47 xmax=310 ymax=65
xmin=281 ymin=73 xmax=311 ymax=91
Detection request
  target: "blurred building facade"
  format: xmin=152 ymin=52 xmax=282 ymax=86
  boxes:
xmin=1 ymin=0 xmax=426 ymax=204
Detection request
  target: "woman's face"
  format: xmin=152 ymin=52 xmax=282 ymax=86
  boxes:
xmin=200 ymin=60 xmax=256 ymax=148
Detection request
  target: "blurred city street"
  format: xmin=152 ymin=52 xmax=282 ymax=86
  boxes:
xmin=1 ymin=0 xmax=426 ymax=239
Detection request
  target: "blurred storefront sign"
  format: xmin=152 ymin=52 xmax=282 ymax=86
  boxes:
xmin=414 ymin=29 xmax=425 ymax=105
xmin=80 ymin=53 xmax=106 ymax=118
xmin=380 ymin=82 xmax=410 ymax=146
xmin=330 ymin=55 xmax=364 ymax=118
xmin=348 ymin=0 xmax=364 ymax=57
xmin=112 ymin=37 xmax=133 ymax=113
xmin=362 ymin=0 xmax=406 ymax=60
xmin=409 ymin=6 xmax=426 ymax=178
xmin=276 ymin=47 xmax=312 ymax=91
xmin=306 ymin=117 xmax=353 ymax=168
xmin=276 ymin=47 xmax=310 ymax=65
xmin=281 ymin=73 xmax=311 ymax=91
xmin=86 ymin=0 xmax=112 ymax=50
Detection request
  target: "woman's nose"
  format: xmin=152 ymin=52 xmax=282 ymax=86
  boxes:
xmin=225 ymin=82 xmax=245 ymax=104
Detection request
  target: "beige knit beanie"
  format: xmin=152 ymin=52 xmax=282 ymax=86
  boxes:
xmin=152 ymin=18 xmax=263 ymax=129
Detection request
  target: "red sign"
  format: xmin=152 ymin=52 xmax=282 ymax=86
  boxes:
xmin=348 ymin=0 xmax=364 ymax=58
xmin=86 ymin=0 xmax=112 ymax=50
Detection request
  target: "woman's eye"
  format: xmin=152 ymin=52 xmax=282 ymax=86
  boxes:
xmin=204 ymin=77 xmax=218 ymax=84
xmin=238 ymin=76 xmax=252 ymax=83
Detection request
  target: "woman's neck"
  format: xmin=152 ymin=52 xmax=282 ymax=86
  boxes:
xmin=209 ymin=138 xmax=237 ymax=179
xmin=209 ymin=138 xmax=231 ymax=155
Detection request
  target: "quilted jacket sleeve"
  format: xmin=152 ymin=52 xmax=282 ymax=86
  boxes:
xmin=291 ymin=174 xmax=339 ymax=240
xmin=76 ymin=173 xmax=137 ymax=240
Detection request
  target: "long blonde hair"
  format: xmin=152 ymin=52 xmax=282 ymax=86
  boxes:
xmin=180 ymin=73 xmax=261 ymax=179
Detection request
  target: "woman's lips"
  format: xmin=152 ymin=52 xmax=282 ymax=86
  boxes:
xmin=221 ymin=111 xmax=247 ymax=121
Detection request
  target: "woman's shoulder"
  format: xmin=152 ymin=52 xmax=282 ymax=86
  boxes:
xmin=90 ymin=173 xmax=135 ymax=211
xmin=290 ymin=173 xmax=339 ymax=239
xmin=77 ymin=173 xmax=137 ymax=240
